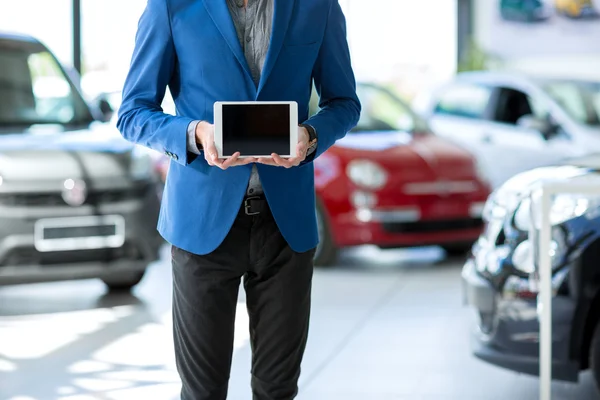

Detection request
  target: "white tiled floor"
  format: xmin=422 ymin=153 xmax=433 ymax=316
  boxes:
xmin=1 ymin=246 xmax=598 ymax=399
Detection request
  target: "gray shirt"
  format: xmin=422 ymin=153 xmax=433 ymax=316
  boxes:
xmin=187 ymin=0 xmax=313 ymax=196
xmin=226 ymin=0 xmax=273 ymax=196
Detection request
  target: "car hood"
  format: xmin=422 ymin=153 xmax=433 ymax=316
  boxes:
xmin=0 ymin=124 xmax=135 ymax=181
xmin=491 ymin=165 xmax=593 ymax=210
xmin=335 ymin=131 xmax=479 ymax=182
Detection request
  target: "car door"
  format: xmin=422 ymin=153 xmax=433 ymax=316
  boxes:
xmin=426 ymin=81 xmax=513 ymax=186
xmin=481 ymin=86 xmax=574 ymax=187
xmin=426 ymin=81 xmax=494 ymax=148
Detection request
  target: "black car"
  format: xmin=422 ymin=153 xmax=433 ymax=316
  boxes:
xmin=0 ymin=32 xmax=163 ymax=291
xmin=463 ymin=153 xmax=600 ymax=388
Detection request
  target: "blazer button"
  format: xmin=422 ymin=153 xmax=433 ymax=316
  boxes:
xmin=172 ymin=154 xmax=179 ymax=160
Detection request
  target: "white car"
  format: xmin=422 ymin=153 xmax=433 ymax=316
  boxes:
xmin=413 ymin=72 xmax=600 ymax=188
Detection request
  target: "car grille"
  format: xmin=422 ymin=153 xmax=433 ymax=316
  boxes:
xmin=0 ymin=185 xmax=150 ymax=207
xmin=382 ymin=218 xmax=484 ymax=234
xmin=0 ymin=242 xmax=144 ymax=267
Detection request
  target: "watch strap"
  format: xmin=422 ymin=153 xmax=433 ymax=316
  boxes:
xmin=300 ymin=123 xmax=318 ymax=150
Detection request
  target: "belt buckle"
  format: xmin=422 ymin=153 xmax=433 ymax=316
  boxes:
xmin=244 ymin=196 xmax=261 ymax=216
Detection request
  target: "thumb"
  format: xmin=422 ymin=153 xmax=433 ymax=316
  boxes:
xmin=205 ymin=141 xmax=218 ymax=159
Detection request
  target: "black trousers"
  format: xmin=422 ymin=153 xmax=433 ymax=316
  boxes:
xmin=171 ymin=197 xmax=315 ymax=400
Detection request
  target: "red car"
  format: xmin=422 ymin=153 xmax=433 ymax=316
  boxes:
xmin=149 ymin=83 xmax=491 ymax=266
xmin=311 ymin=83 xmax=491 ymax=265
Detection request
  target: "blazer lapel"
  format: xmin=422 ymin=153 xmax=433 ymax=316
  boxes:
xmin=257 ymin=0 xmax=295 ymax=94
xmin=203 ymin=0 xmax=253 ymax=81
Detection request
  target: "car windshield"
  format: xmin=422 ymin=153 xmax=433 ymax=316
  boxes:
xmin=541 ymin=80 xmax=600 ymax=126
xmin=352 ymin=84 xmax=427 ymax=133
xmin=309 ymin=84 xmax=428 ymax=134
xmin=0 ymin=38 xmax=94 ymax=131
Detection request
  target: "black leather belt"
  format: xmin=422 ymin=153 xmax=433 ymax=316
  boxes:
xmin=243 ymin=195 xmax=267 ymax=216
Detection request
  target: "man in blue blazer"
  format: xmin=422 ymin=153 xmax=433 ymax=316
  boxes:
xmin=118 ymin=0 xmax=360 ymax=398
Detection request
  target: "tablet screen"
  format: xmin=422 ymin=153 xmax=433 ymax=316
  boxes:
xmin=222 ymin=104 xmax=291 ymax=156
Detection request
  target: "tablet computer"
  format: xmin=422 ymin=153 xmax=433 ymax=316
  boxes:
xmin=214 ymin=101 xmax=298 ymax=158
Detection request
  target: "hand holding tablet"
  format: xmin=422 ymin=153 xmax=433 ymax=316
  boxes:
xmin=194 ymin=121 xmax=256 ymax=170
xmin=199 ymin=101 xmax=307 ymax=169
xmin=255 ymin=126 xmax=311 ymax=168
xmin=214 ymin=101 xmax=299 ymax=159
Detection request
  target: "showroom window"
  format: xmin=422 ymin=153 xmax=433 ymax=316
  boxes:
xmin=0 ymin=0 xmax=73 ymax=65
xmin=434 ymin=83 xmax=492 ymax=119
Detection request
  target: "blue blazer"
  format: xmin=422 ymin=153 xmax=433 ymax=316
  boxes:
xmin=117 ymin=0 xmax=361 ymax=255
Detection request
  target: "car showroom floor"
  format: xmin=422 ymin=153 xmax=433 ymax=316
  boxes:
xmin=0 ymin=245 xmax=598 ymax=400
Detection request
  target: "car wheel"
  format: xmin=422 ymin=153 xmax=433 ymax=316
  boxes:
xmin=314 ymin=201 xmax=338 ymax=267
xmin=442 ymin=243 xmax=473 ymax=257
xmin=102 ymin=270 xmax=146 ymax=292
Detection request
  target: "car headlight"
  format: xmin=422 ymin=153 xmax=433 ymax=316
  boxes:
xmin=514 ymin=194 xmax=596 ymax=231
xmin=346 ymin=160 xmax=388 ymax=190
xmin=130 ymin=147 xmax=154 ymax=180
xmin=482 ymin=194 xmax=507 ymax=222
xmin=512 ymin=227 xmax=567 ymax=273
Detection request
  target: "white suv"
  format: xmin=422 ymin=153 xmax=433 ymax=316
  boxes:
xmin=413 ymin=72 xmax=600 ymax=188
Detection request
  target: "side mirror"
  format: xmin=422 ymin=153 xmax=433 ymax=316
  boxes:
xmin=517 ymin=115 xmax=557 ymax=139
xmin=94 ymin=96 xmax=114 ymax=123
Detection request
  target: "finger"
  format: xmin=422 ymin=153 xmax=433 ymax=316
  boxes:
xmin=207 ymin=157 xmax=221 ymax=167
xmin=258 ymin=158 xmax=277 ymax=167
xmin=235 ymin=157 xmax=257 ymax=165
xmin=229 ymin=156 xmax=256 ymax=167
xmin=292 ymin=156 xmax=303 ymax=166
xmin=272 ymin=153 xmax=295 ymax=168
xmin=210 ymin=157 xmax=224 ymax=168
xmin=288 ymin=153 xmax=305 ymax=167
xmin=234 ymin=155 xmax=256 ymax=165
xmin=289 ymin=157 xmax=303 ymax=167
xmin=257 ymin=157 xmax=278 ymax=166
xmin=220 ymin=152 xmax=240 ymax=169
xmin=204 ymin=153 xmax=218 ymax=167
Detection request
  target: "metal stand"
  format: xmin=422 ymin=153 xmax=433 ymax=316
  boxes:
xmin=532 ymin=179 xmax=600 ymax=400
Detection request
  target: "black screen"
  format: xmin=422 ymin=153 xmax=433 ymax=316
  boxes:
xmin=222 ymin=104 xmax=291 ymax=156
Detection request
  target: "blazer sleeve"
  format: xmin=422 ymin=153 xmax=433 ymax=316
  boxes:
xmin=116 ymin=0 xmax=195 ymax=166
xmin=303 ymin=0 xmax=361 ymax=161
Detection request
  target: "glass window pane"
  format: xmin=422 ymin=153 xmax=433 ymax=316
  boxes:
xmin=0 ymin=40 xmax=91 ymax=128
xmin=354 ymin=85 xmax=415 ymax=133
xmin=28 ymin=52 xmax=75 ymax=123
xmin=435 ymin=84 xmax=492 ymax=119
xmin=544 ymin=83 xmax=588 ymax=124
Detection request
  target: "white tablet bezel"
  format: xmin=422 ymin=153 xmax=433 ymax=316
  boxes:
xmin=214 ymin=101 xmax=298 ymax=159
